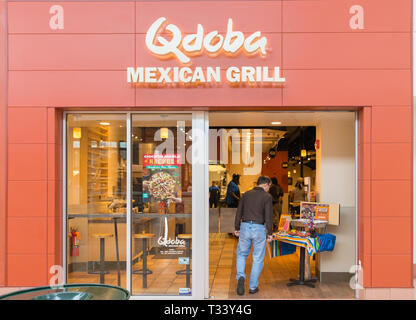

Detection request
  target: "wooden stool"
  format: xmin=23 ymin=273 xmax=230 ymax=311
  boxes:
xmin=133 ymin=233 xmax=155 ymax=289
xmin=176 ymin=234 xmax=192 ymax=288
xmin=89 ymin=233 xmax=113 ymax=284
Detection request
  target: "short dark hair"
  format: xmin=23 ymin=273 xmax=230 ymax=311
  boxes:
xmin=257 ymin=176 xmax=271 ymax=186
xmin=271 ymin=177 xmax=278 ymax=185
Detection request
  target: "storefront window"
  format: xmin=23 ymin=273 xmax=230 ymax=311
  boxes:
xmin=131 ymin=114 xmax=192 ymax=296
xmin=66 ymin=114 xmax=127 ymax=288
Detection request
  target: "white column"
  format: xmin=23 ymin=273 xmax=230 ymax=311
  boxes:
xmin=191 ymin=111 xmax=209 ymax=299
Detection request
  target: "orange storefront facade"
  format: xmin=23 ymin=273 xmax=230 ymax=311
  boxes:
xmin=0 ymin=0 xmax=413 ymax=298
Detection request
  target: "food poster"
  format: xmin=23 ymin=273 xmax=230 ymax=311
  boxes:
xmin=142 ymin=154 xmax=185 ymax=259
xmin=300 ymin=202 xmax=330 ymax=221
xmin=142 ymin=154 xmax=182 ymax=210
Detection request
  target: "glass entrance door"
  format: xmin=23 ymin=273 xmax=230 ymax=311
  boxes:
xmin=64 ymin=112 xmax=208 ymax=298
xmin=130 ymin=113 xmax=193 ymax=296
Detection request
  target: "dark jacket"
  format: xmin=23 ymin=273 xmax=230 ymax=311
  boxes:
xmin=269 ymin=184 xmax=283 ymax=204
xmin=234 ymin=187 xmax=274 ymax=236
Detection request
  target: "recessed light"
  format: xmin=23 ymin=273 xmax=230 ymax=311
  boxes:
xmin=100 ymin=122 xmax=110 ymax=126
xmin=271 ymin=121 xmax=282 ymax=125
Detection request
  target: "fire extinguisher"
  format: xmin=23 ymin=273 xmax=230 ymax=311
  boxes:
xmin=70 ymin=228 xmax=81 ymax=257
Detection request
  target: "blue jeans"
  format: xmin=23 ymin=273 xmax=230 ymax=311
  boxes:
xmin=236 ymin=222 xmax=267 ymax=290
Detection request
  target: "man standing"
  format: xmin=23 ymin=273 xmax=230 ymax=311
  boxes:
xmin=269 ymin=177 xmax=283 ymax=231
xmin=209 ymin=181 xmax=220 ymax=208
xmin=234 ymin=176 xmax=273 ymax=295
xmin=226 ymin=174 xmax=241 ymax=208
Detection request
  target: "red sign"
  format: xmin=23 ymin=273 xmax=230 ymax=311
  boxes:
xmin=143 ymin=154 xmax=182 ymax=167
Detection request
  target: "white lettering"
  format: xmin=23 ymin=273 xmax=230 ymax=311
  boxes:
xmin=206 ymin=67 xmax=221 ymax=83
xmin=226 ymin=67 xmax=240 ymax=83
xmin=127 ymin=66 xmax=285 ymax=85
xmin=241 ymin=66 xmax=256 ymax=83
xmin=244 ymin=31 xmax=267 ymax=55
xmin=179 ymin=67 xmax=192 ymax=83
xmin=49 ymin=5 xmax=64 ymax=30
xmin=145 ymin=17 xmax=190 ymax=64
xmin=158 ymin=67 xmax=172 ymax=83
xmin=145 ymin=17 xmax=268 ymax=63
xmin=349 ymin=5 xmax=364 ymax=30
xmin=182 ymin=24 xmax=204 ymax=53
xmin=145 ymin=67 xmax=157 ymax=83
xmin=191 ymin=67 xmax=205 ymax=83
xmin=223 ymin=19 xmax=244 ymax=53
xmin=204 ymin=31 xmax=224 ymax=53
xmin=127 ymin=67 xmax=143 ymax=83
xmin=158 ymin=237 xmax=186 ymax=247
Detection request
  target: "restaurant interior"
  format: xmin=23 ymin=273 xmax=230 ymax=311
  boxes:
xmin=66 ymin=111 xmax=356 ymax=299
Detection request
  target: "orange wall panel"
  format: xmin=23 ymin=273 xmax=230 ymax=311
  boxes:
xmin=371 ymin=143 xmax=411 ymax=180
xmin=372 ymin=255 xmax=412 ymax=288
xmin=358 ymin=180 xmax=371 ymax=217
xmin=282 ymin=70 xmax=411 ymax=107
xmin=8 ymin=107 xmax=47 ymax=144
xmin=7 ymin=254 xmax=47 ymax=286
xmin=135 ymin=84 xmax=283 ymax=107
xmin=8 ymin=2 xmax=135 ymax=34
xmin=371 ymin=180 xmax=411 ymax=218
xmin=371 ymin=106 xmax=412 ymax=143
xmin=8 ymin=143 xmax=47 ymax=181
xmin=8 ymin=181 xmax=47 ymax=218
xmin=8 ymin=71 xmax=135 ymax=107
xmin=9 ymin=34 xmax=135 ymax=71
xmin=136 ymin=1 xmax=282 ymax=33
xmin=372 ymin=217 xmax=412 ymax=255
xmin=7 ymin=217 xmax=47 ymax=254
xmin=283 ymin=0 xmax=411 ymax=33
xmin=358 ymin=143 xmax=371 ymax=181
xmin=283 ymin=33 xmax=411 ymax=69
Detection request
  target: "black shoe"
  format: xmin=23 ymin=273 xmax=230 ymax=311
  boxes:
xmin=237 ymin=277 xmax=245 ymax=296
xmin=249 ymin=287 xmax=259 ymax=294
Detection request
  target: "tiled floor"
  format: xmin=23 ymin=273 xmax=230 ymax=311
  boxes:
xmin=66 ymin=233 xmax=355 ymax=299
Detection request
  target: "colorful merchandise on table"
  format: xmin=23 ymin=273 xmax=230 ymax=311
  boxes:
xmin=287 ymin=229 xmax=310 ymax=237
xmin=269 ymin=239 xmax=297 ymax=258
xmin=300 ymin=202 xmax=330 ymax=222
xmin=272 ymin=232 xmax=337 ymax=256
xmin=316 ymin=233 xmax=336 ymax=252
xmin=278 ymin=214 xmax=292 ymax=232
xmin=273 ymin=232 xmax=320 ymax=256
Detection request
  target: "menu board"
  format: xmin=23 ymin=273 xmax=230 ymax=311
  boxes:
xmin=142 ymin=154 xmax=182 ymax=203
xmin=300 ymin=202 xmax=330 ymax=222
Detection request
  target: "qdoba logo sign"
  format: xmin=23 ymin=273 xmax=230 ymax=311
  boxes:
xmin=146 ymin=17 xmax=267 ymax=63
xmin=127 ymin=17 xmax=286 ymax=87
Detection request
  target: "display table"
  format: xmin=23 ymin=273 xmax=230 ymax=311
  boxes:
xmin=288 ymin=219 xmax=328 ymax=279
xmin=272 ymin=233 xmax=320 ymax=288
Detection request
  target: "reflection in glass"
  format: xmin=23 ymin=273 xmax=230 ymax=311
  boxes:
xmin=66 ymin=114 xmax=127 ymax=288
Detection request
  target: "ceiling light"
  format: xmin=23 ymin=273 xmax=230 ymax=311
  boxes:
xmin=160 ymin=128 xmax=169 ymax=139
xmin=271 ymin=121 xmax=282 ymax=125
xmin=72 ymin=127 xmax=82 ymax=139
xmin=100 ymin=122 xmax=110 ymax=126
xmin=301 ymin=149 xmax=307 ymax=157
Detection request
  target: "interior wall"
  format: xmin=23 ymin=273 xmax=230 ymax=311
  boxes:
xmin=261 ymin=151 xmax=289 ymax=193
xmin=316 ymin=114 xmax=356 ymax=273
